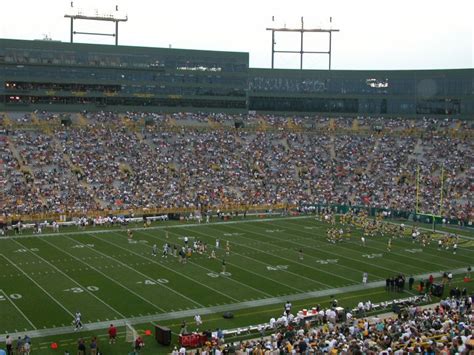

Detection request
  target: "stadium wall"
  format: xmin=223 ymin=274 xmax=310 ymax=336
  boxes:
xmin=1 ymin=39 xmax=472 ymax=118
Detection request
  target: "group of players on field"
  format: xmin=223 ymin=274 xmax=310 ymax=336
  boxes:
xmin=127 ymin=228 xmax=231 ymax=263
xmin=322 ymin=210 xmax=460 ymax=254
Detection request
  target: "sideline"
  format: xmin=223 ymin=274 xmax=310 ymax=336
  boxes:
xmin=0 ymin=215 xmax=309 ymax=240
xmin=0 ymin=267 xmax=468 ymax=343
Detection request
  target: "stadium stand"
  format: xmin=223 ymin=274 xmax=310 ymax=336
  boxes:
xmin=197 ymin=295 xmax=473 ymax=354
xmin=1 ymin=112 xmax=472 ymax=223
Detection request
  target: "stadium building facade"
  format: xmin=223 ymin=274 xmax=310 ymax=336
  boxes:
xmin=1 ymin=38 xmax=473 ymax=118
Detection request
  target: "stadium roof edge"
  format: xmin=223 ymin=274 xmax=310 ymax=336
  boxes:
xmin=250 ymin=67 xmax=473 ymax=74
xmin=0 ymin=37 xmax=249 ymax=58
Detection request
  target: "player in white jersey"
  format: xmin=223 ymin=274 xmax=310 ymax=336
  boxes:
xmin=194 ymin=314 xmax=202 ymax=330
xmin=73 ymin=311 xmax=83 ymax=331
xmin=362 ymin=272 xmax=368 ymax=285
xmin=152 ymin=244 xmax=157 ymax=257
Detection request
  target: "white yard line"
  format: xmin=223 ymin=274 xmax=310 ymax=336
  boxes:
xmin=38 ymin=237 xmax=167 ymax=313
xmin=0 ymin=289 xmax=37 ymax=330
xmin=214 ymin=223 xmax=362 ymax=285
xmin=169 ymin=227 xmax=307 ymax=293
xmin=179 ymin=226 xmax=335 ymax=288
xmin=290 ymin=218 xmax=474 ymax=261
xmin=232 ymin=222 xmax=421 ymax=276
xmin=0 ymin=215 xmax=311 ymax=240
xmin=76 ymin=234 xmax=208 ymax=308
xmin=281 ymin=219 xmax=466 ymax=271
xmin=10 ymin=239 xmax=126 ymax=319
xmin=0 ymin=253 xmax=74 ymax=318
xmin=0 ymin=267 xmax=469 ymax=343
xmin=139 ymin=229 xmax=279 ymax=298
xmin=219 ymin=222 xmax=383 ymax=282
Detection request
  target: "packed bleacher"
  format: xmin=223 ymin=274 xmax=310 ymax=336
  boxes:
xmin=1 ymin=112 xmax=472 ymax=222
xmin=183 ymin=294 xmax=473 ymax=354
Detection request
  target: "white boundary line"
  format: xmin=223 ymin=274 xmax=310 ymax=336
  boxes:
xmin=177 ymin=226 xmax=336 ymax=288
xmin=0 ymin=268 xmax=468 ymax=343
xmin=138 ymin=229 xmax=276 ymax=298
xmin=70 ymin=234 xmax=208 ymax=308
xmin=0 ymin=289 xmax=37 ymax=330
xmin=142 ymin=228 xmax=306 ymax=294
xmin=90 ymin=234 xmax=231 ymax=307
xmin=0 ymin=215 xmax=311 ymax=240
xmin=38 ymin=236 xmax=167 ymax=313
xmin=233 ymin=221 xmax=423 ymax=276
xmin=217 ymin=223 xmax=368 ymax=284
xmin=281 ymin=219 xmax=471 ymax=271
xmin=0 ymin=253 xmax=74 ymax=318
xmin=10 ymin=238 xmax=126 ymax=319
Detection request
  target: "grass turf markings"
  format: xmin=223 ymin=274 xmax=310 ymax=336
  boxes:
xmin=67 ymin=234 xmax=209 ymax=308
xmin=236 ymin=221 xmax=426 ymax=276
xmin=1 ymin=253 xmax=74 ymax=318
xmin=0 ymin=289 xmax=37 ymax=331
xmin=10 ymin=238 xmax=127 ymax=320
xmin=215 ymin=223 xmax=387 ymax=282
xmin=284 ymin=218 xmax=473 ymax=269
xmin=38 ymin=236 xmax=167 ymax=313
xmin=178 ymin=225 xmax=334 ymax=289
xmin=155 ymin=228 xmax=306 ymax=294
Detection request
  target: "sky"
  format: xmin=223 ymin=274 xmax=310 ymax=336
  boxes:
xmin=0 ymin=0 xmax=472 ymax=70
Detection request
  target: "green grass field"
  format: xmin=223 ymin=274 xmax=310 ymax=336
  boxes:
xmin=1 ymin=215 xmax=473 ymax=354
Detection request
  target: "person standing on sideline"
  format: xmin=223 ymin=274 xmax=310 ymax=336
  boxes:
xmin=408 ymin=275 xmax=415 ymax=290
xmin=74 ymin=311 xmax=83 ymax=331
xmin=361 ymin=236 xmax=366 ymax=247
xmin=108 ymin=324 xmax=117 ymax=344
xmin=89 ymin=336 xmax=98 ymax=355
xmin=194 ymin=314 xmax=202 ymax=330
xmin=5 ymin=335 xmax=13 ymax=355
xmin=284 ymin=301 xmax=292 ymax=316
xmin=362 ymin=272 xmax=368 ymax=285
xmin=179 ymin=321 xmax=188 ymax=335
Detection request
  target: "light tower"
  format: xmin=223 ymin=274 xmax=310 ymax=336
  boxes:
xmin=266 ymin=16 xmax=340 ymax=70
xmin=65 ymin=2 xmax=128 ymax=46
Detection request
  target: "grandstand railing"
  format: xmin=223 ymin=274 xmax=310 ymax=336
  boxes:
xmin=2 ymin=203 xmax=295 ymax=224
xmin=2 ymin=114 xmax=473 ymax=139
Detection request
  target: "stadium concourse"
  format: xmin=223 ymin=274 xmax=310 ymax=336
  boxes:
xmin=1 ymin=112 xmax=472 ymax=224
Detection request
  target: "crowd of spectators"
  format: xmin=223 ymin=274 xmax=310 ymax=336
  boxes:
xmin=1 ymin=112 xmax=472 ymax=221
xmin=195 ymin=295 xmax=473 ymax=354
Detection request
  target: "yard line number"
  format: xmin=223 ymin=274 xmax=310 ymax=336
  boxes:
xmin=136 ymin=279 xmax=169 ymax=285
xmin=362 ymin=253 xmax=383 ymax=259
xmin=266 ymin=265 xmax=289 ymax=271
xmin=64 ymin=286 xmax=100 ymax=293
xmin=0 ymin=293 xmax=23 ymax=301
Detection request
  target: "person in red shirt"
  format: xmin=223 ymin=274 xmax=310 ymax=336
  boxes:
xmin=134 ymin=336 xmax=144 ymax=351
xmin=108 ymin=324 xmax=117 ymax=344
xmin=429 ymin=275 xmax=434 ymax=285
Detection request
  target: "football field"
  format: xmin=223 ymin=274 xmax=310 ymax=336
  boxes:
xmin=0 ymin=216 xmax=473 ymax=351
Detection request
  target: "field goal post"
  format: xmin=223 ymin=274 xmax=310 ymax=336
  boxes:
xmin=415 ymin=213 xmax=442 ymax=232
xmin=125 ymin=322 xmax=138 ymax=343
